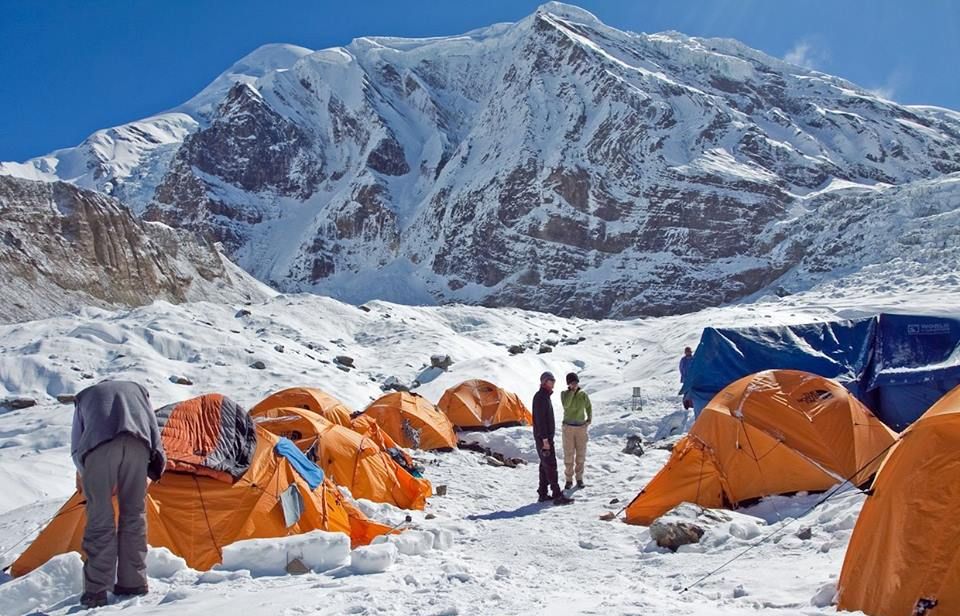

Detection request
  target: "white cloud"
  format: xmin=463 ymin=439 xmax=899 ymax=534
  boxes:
xmin=869 ymin=68 xmax=907 ymax=102
xmin=783 ymin=40 xmax=826 ymax=70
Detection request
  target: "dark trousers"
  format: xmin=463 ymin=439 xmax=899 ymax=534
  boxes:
xmin=537 ymin=439 xmax=561 ymax=497
xmin=81 ymin=434 xmax=150 ymax=594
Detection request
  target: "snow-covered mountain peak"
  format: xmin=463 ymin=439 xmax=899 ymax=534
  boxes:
xmin=3 ymin=4 xmax=960 ymax=318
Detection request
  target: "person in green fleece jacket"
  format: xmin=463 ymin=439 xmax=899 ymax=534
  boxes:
xmin=560 ymin=372 xmax=592 ymax=489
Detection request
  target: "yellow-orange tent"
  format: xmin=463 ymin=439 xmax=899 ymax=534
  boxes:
xmin=361 ymin=392 xmax=457 ymax=451
xmin=437 ymin=379 xmax=533 ymax=430
xmin=838 ymin=385 xmax=960 ymax=616
xmin=625 ymin=370 xmax=896 ymax=526
xmin=10 ymin=426 xmax=390 ymax=576
xmin=351 ymin=414 xmax=417 ymax=469
xmin=251 ymin=387 xmax=354 ymax=427
xmin=251 ymin=406 xmax=432 ymax=510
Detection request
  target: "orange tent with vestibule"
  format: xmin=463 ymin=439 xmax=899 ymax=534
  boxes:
xmin=837 ymin=385 xmax=960 ymax=616
xmin=251 ymin=406 xmax=432 ymax=510
xmin=437 ymin=379 xmax=533 ymax=431
xmin=360 ymin=392 xmax=458 ymax=451
xmin=251 ymin=387 xmax=354 ymax=428
xmin=9 ymin=396 xmax=392 ymax=576
xmin=625 ymin=370 xmax=896 ymax=526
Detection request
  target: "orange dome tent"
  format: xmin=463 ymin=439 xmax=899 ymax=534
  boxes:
xmin=251 ymin=387 xmax=354 ymax=427
xmin=625 ymin=370 xmax=896 ymax=526
xmin=360 ymin=392 xmax=457 ymax=451
xmin=251 ymin=406 xmax=432 ymax=510
xmin=838 ymin=385 xmax=960 ymax=616
xmin=437 ymin=380 xmax=533 ymax=430
xmin=10 ymin=396 xmax=391 ymax=576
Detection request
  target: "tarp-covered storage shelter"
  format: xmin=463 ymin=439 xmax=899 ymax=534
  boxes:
xmin=682 ymin=313 xmax=960 ymax=430
xmin=837 ymin=385 xmax=960 ymax=616
xmin=251 ymin=406 xmax=432 ymax=510
xmin=626 ymin=370 xmax=897 ymax=526
xmin=10 ymin=396 xmax=391 ymax=576
xmin=360 ymin=392 xmax=457 ymax=451
xmin=251 ymin=387 xmax=354 ymax=428
xmin=437 ymin=380 xmax=533 ymax=431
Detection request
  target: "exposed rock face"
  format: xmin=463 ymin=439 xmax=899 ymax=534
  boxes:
xmin=0 ymin=176 xmax=268 ymax=323
xmin=4 ymin=4 xmax=960 ymax=317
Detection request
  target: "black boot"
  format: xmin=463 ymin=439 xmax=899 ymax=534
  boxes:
xmin=114 ymin=584 xmax=149 ymax=596
xmin=80 ymin=591 xmax=108 ymax=609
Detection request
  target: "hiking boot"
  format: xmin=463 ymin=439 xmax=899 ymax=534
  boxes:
xmin=577 ymin=480 xmax=585 ymax=489
xmin=537 ymin=493 xmax=552 ymax=503
xmin=564 ymin=481 xmax=573 ymax=490
xmin=80 ymin=591 xmax=108 ymax=609
xmin=553 ymin=494 xmax=575 ymax=505
xmin=114 ymin=584 xmax=149 ymax=596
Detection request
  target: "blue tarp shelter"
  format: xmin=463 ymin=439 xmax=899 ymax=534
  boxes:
xmin=682 ymin=313 xmax=960 ymax=430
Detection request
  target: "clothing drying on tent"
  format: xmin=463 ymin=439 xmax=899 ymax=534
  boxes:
xmin=360 ymin=392 xmax=457 ymax=451
xmin=10 ymin=399 xmax=392 ymax=576
xmin=155 ymin=393 xmax=257 ymax=482
xmin=251 ymin=387 xmax=354 ymax=427
xmin=626 ymin=370 xmax=896 ymax=526
xmin=437 ymin=379 xmax=533 ymax=430
xmin=251 ymin=406 xmax=432 ymax=510
xmin=351 ymin=415 xmax=421 ymax=475
xmin=681 ymin=313 xmax=960 ymax=430
xmin=838 ymin=385 xmax=960 ymax=616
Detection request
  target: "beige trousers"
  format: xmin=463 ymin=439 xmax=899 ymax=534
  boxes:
xmin=561 ymin=424 xmax=588 ymax=483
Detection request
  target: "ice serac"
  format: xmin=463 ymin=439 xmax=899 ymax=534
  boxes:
xmin=3 ymin=3 xmax=960 ymax=317
xmin=0 ymin=176 xmax=271 ymax=324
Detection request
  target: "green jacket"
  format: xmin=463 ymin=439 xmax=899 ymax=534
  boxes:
xmin=561 ymin=388 xmax=592 ymax=424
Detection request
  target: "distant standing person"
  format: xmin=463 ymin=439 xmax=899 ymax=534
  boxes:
xmin=532 ymin=372 xmax=573 ymax=505
xmin=679 ymin=347 xmax=694 ymax=410
xmin=560 ymin=372 xmax=592 ymax=490
xmin=71 ymin=380 xmax=167 ymax=609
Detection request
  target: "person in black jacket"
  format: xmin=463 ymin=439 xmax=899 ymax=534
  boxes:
xmin=532 ymin=372 xmax=573 ymax=505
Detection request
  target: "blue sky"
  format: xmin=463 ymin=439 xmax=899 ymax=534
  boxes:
xmin=2 ymin=0 xmax=958 ymax=162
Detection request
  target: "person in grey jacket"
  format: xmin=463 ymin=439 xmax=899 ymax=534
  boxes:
xmin=71 ymin=380 xmax=166 ymax=609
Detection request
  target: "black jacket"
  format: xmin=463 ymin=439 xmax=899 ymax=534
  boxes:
xmin=532 ymin=387 xmax=556 ymax=442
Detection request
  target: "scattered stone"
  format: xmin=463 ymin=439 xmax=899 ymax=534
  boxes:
xmin=485 ymin=456 xmax=505 ymax=467
xmin=578 ymin=336 xmax=587 ymax=342
xmin=458 ymin=440 xmax=523 ymax=467
xmin=244 ymin=348 xmax=254 ymax=354
xmin=274 ymin=344 xmax=285 ymax=354
xmin=3 ymin=397 xmax=37 ymax=410
xmin=609 ymin=498 xmax=620 ymax=505
xmin=56 ymin=394 xmax=76 ymax=404
xmin=623 ymin=435 xmax=645 ymax=457
xmin=733 ymin=585 xmax=748 ymax=598
xmin=508 ymin=344 xmax=525 ymax=355
xmin=430 ymin=355 xmax=454 ymax=371
xmin=235 ymin=309 xmax=251 ymax=318
xmin=543 ymin=339 xmax=559 ymax=347
xmin=548 ymin=329 xmax=559 ymax=334
xmin=359 ymin=305 xmax=372 ymax=313
xmin=170 ymin=376 xmax=193 ymax=386
xmin=796 ymin=527 xmax=813 ymax=541
xmin=249 ymin=361 xmax=266 ymax=370
xmin=435 ymin=485 xmax=448 ymax=497
xmin=649 ymin=519 xmax=705 ymax=552
xmin=382 ymin=376 xmax=409 ymax=392
xmin=80 ymin=372 xmax=94 ymax=380
xmin=337 ymin=365 xmax=351 ymax=373
xmin=285 ymin=558 xmax=310 ymax=575
xmin=425 ymin=513 xmax=436 ymax=520
xmin=649 ymin=503 xmax=731 ymax=552
xmin=538 ymin=345 xmax=553 ymax=354
xmin=599 ymin=512 xmax=617 ymax=522
xmin=335 ymin=355 xmax=355 ymax=367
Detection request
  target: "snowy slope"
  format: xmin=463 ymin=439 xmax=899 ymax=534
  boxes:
xmin=0 ymin=278 xmax=957 ymax=614
xmin=3 ymin=3 xmax=960 ymax=318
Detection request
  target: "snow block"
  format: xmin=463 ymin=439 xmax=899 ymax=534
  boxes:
xmin=373 ymin=530 xmax=435 ymax=556
xmin=146 ymin=547 xmax=188 ymax=579
xmin=428 ymin=528 xmax=455 ymax=550
xmin=0 ymin=552 xmax=83 ymax=615
xmin=350 ymin=543 xmax=398 ymax=574
xmin=219 ymin=530 xmax=350 ymax=576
